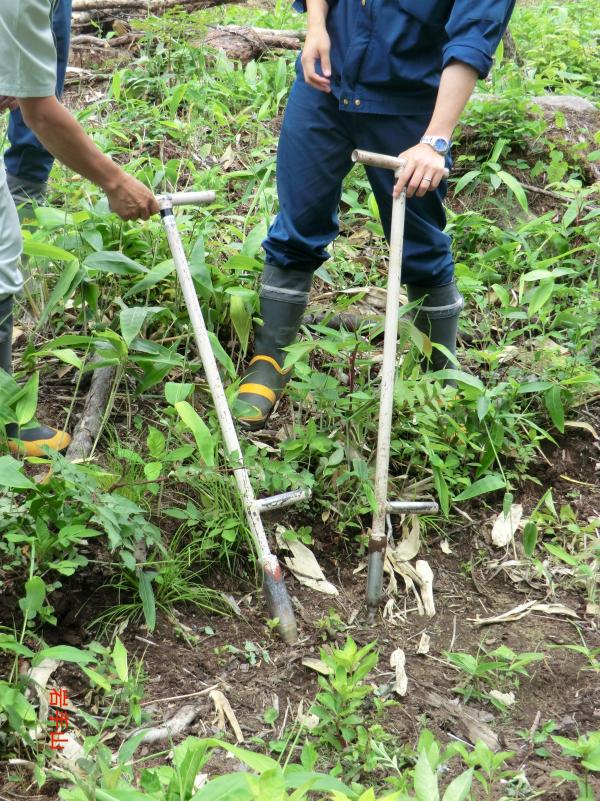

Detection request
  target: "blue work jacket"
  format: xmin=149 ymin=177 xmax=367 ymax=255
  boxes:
xmin=292 ymin=0 xmax=516 ymax=115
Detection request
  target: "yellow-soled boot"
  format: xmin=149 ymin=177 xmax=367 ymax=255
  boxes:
xmin=237 ymin=263 xmax=311 ymax=431
xmin=5 ymin=423 xmax=71 ymax=457
xmin=1 ymin=295 xmax=71 ymax=456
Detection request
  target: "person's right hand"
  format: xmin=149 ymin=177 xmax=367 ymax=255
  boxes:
xmin=105 ymin=173 xmax=159 ymax=221
xmin=301 ymin=27 xmax=332 ymax=93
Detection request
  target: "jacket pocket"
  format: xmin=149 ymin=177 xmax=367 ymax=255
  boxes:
xmin=397 ymin=0 xmax=453 ymax=27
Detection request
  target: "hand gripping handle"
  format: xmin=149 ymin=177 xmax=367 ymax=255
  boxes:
xmin=351 ymin=149 xmax=450 ymax=178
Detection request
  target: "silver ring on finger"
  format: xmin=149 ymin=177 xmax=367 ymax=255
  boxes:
xmin=422 ymin=176 xmax=432 ymax=183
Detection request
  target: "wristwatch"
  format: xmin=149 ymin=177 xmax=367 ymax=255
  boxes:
xmin=420 ymin=135 xmax=451 ymax=155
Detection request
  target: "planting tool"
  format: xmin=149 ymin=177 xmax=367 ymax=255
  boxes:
xmin=157 ymin=191 xmax=310 ymax=644
xmin=350 ymin=150 xmax=448 ymax=619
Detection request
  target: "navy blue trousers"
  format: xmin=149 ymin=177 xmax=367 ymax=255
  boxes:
xmin=4 ymin=0 xmax=72 ymax=184
xmin=263 ymin=76 xmax=454 ymax=288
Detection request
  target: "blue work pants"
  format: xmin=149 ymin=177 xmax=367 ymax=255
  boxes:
xmin=263 ymin=76 xmax=454 ymax=288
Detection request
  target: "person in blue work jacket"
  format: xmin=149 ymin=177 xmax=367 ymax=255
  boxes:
xmin=4 ymin=0 xmax=72 ymax=208
xmin=236 ymin=0 xmax=516 ymax=430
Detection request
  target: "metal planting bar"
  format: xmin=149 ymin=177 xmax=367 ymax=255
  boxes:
xmin=157 ymin=191 xmax=308 ymax=644
xmin=351 ymin=149 xmax=446 ymax=619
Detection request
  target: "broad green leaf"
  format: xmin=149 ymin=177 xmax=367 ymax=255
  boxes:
xmin=47 ymin=349 xmax=84 ymax=371
xmin=229 ymin=294 xmax=251 ymax=353
xmin=82 ymin=665 xmax=112 ymax=692
xmin=146 ymin=426 xmax=166 ymax=458
xmin=490 ymin=137 xmax=508 ymax=164
xmin=241 ymin=221 xmax=268 ymax=259
xmin=414 ymin=750 xmax=439 ymax=801
xmin=144 ymin=461 xmax=162 ymax=481
xmin=544 ymin=386 xmax=565 ymax=433
xmin=123 ymin=260 xmax=175 ymax=298
xmin=120 ymin=306 xmax=163 ymax=347
xmin=0 ymin=683 xmax=37 ymax=727
xmin=208 ymin=332 xmax=236 ymax=379
xmin=517 ymin=381 xmax=553 ymax=394
xmin=112 ymin=638 xmax=128 ymax=683
xmin=95 ymin=787 xmax=150 ymax=801
xmin=84 ymin=251 xmax=147 ymax=276
xmin=39 ymin=260 xmax=82 ymax=326
xmin=430 ymin=370 xmax=484 ymax=391
xmin=442 ymin=769 xmax=473 ymax=801
xmin=14 ymin=371 xmax=39 ymax=426
xmin=0 ymin=455 xmax=35 ymax=489
xmin=0 ymin=635 xmax=34 ymax=658
xmin=544 ymin=542 xmax=578 ymax=566
xmin=190 ymin=772 xmax=251 ymax=801
xmin=34 ymin=645 xmax=95 ymax=666
xmin=497 ymin=170 xmax=528 ymax=212
xmin=202 ymin=739 xmax=279 ymax=773
xmin=523 ymin=521 xmax=538 ymax=557
xmin=175 ymin=402 xmax=215 ymax=467
xmin=165 ymin=382 xmax=194 ymax=405
xmin=138 ymin=571 xmax=156 ymax=631
xmin=33 ymin=206 xmax=74 ymax=228
xmin=454 ymin=169 xmax=481 ymax=194
xmin=19 ymin=576 xmax=46 ymax=619
xmin=22 ymin=240 xmax=77 ymax=261
xmin=111 ymin=68 xmax=123 ymax=101
xmin=454 ymin=474 xmax=505 ymax=502
xmin=189 ymin=236 xmax=213 ymax=298
xmin=433 ymin=467 xmax=449 ymax=517
xmin=528 ymin=281 xmax=554 ymax=317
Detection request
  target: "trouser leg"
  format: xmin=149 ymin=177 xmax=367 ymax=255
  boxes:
xmin=0 ymin=295 xmax=13 ymax=377
xmin=238 ymin=77 xmax=355 ymax=430
xmin=351 ymin=111 xmax=461 ymax=369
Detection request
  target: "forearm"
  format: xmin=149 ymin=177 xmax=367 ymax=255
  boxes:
xmin=425 ymin=62 xmax=478 ymax=140
xmin=18 ymin=96 xmax=122 ymax=192
xmin=306 ymin=0 xmax=329 ymax=30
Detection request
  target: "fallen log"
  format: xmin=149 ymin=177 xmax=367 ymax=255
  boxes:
xmin=73 ymin=0 xmax=223 ymax=9
xmin=66 ymin=355 xmax=118 ymax=461
xmin=204 ymin=25 xmax=304 ymax=63
xmin=72 ymin=0 xmax=237 ymax=29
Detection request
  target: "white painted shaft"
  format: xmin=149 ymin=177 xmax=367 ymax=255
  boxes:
xmin=159 ymin=203 xmax=274 ymax=567
xmin=370 ymin=188 xmax=406 ymax=549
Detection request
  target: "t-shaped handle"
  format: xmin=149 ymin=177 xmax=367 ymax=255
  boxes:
xmin=157 ymin=191 xmax=216 ymax=209
xmin=352 ymin=149 xmax=450 ymax=178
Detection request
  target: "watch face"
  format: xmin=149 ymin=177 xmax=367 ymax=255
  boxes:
xmin=435 ymin=138 xmax=448 ymax=152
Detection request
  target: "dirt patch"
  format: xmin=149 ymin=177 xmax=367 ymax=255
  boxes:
xmin=2 ymin=433 xmax=599 ymax=800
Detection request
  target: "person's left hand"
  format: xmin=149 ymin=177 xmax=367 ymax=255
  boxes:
xmin=0 ymin=96 xmax=19 ymax=112
xmin=393 ymin=143 xmax=446 ymax=199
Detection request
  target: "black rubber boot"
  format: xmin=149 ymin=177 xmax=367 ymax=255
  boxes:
xmin=237 ymin=263 xmax=312 ymax=431
xmin=406 ymin=281 xmax=464 ymax=372
xmin=0 ymin=295 xmax=71 ymax=456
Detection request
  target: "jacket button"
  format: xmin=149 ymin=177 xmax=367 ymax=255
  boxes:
xmin=361 ymin=0 xmax=366 ymax=5
xmin=354 ymin=99 xmax=361 ymax=107
xmin=343 ymin=98 xmax=349 ymax=105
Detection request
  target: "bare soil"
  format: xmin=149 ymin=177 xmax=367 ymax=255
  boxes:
xmin=2 ymin=426 xmax=599 ymax=800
